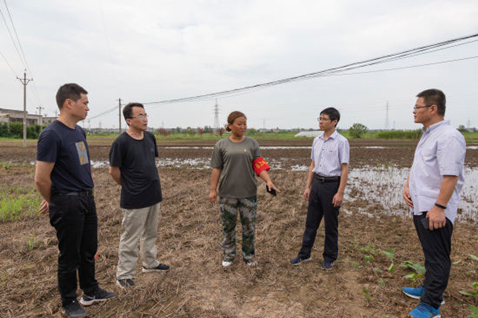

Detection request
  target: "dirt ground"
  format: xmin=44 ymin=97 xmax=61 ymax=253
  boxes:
xmin=0 ymin=138 xmax=477 ymax=317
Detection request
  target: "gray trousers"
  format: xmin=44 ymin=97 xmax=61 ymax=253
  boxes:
xmin=116 ymin=202 xmax=161 ymax=280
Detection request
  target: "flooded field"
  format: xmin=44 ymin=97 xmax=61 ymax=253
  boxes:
xmin=0 ymin=138 xmax=477 ymax=317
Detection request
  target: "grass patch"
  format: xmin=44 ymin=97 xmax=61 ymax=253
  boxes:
xmin=0 ymin=187 xmax=42 ymax=222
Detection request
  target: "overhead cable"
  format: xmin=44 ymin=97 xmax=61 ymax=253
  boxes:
xmin=141 ymin=32 xmax=478 ymax=105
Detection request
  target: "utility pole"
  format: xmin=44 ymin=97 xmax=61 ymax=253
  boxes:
xmin=213 ymin=99 xmax=220 ymax=132
xmin=17 ymin=71 xmax=33 ymax=147
xmin=385 ymin=101 xmax=390 ymax=130
xmin=36 ymin=106 xmax=44 ymax=125
xmin=118 ymin=98 xmax=122 ymax=133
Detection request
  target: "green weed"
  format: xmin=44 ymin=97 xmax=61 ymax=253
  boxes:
xmin=470 ymin=254 xmax=478 ymax=261
xmin=27 ymin=237 xmax=35 ymax=251
xmin=363 ymin=287 xmax=372 ymax=303
xmin=0 ymin=190 xmax=42 ymax=222
xmin=460 ymin=282 xmax=478 ymax=297
xmin=469 ymin=306 xmax=478 ymax=318
xmin=381 ymin=248 xmax=397 ymax=273
xmin=400 ymin=261 xmax=425 ymax=282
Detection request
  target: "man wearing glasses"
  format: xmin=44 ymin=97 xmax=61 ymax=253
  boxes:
xmin=402 ymin=89 xmax=465 ymax=318
xmin=109 ymin=103 xmax=169 ymax=288
xmin=290 ymin=107 xmax=349 ymax=270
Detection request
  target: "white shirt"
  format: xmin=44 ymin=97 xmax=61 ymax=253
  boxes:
xmin=409 ymin=120 xmax=466 ymax=223
xmin=311 ymin=130 xmax=350 ymax=177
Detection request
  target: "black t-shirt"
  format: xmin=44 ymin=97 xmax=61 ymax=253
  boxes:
xmin=109 ymin=131 xmax=162 ymax=209
xmin=37 ymin=120 xmax=94 ymax=194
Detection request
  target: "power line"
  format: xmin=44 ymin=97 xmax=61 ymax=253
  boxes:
xmin=141 ymin=32 xmax=478 ymax=105
xmin=0 ymin=48 xmax=18 ymax=77
xmin=2 ymin=0 xmax=43 ymax=107
xmin=0 ymin=5 xmax=25 ymax=69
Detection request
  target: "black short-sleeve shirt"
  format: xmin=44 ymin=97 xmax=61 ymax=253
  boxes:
xmin=36 ymin=120 xmax=94 ymax=194
xmin=109 ymin=131 xmax=162 ymax=209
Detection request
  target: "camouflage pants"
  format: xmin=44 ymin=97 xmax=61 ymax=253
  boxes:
xmin=219 ymin=196 xmax=257 ymax=260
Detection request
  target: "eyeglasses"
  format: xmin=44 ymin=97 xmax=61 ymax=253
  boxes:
xmin=131 ymin=114 xmax=148 ymax=120
xmin=413 ymin=105 xmax=431 ymax=110
xmin=317 ymin=117 xmax=331 ymax=121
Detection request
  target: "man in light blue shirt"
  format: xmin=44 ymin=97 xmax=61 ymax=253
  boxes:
xmin=290 ymin=107 xmax=350 ymax=270
xmin=402 ymin=89 xmax=466 ymax=318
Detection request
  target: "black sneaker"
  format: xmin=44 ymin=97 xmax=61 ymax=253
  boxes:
xmin=142 ymin=263 xmax=170 ymax=272
xmin=222 ymin=256 xmax=234 ymax=267
xmin=61 ymin=300 xmax=87 ymax=318
xmin=290 ymin=256 xmax=312 ymax=266
xmin=116 ymin=278 xmax=135 ymax=289
xmin=321 ymin=260 xmax=334 ymax=270
xmin=79 ymin=288 xmax=116 ymax=306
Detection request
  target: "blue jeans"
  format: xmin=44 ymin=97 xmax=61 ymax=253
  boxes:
xmin=49 ymin=191 xmax=99 ymax=306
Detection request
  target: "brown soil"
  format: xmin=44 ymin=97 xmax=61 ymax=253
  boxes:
xmin=0 ymin=139 xmax=477 ymax=317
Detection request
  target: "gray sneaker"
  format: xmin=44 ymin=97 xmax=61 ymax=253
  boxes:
xmin=142 ymin=263 xmax=170 ymax=272
xmin=116 ymin=278 xmax=135 ymax=289
xmin=61 ymin=300 xmax=87 ymax=318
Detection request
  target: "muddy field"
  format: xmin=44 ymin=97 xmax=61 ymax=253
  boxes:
xmin=0 ymin=138 xmax=477 ymax=317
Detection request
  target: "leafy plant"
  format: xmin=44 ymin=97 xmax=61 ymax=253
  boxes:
xmin=363 ymin=287 xmax=372 ymax=303
xmin=382 ymin=248 xmax=397 ymax=273
xmin=469 ymin=306 xmax=478 ymax=318
xmin=27 ymin=237 xmax=35 ymax=251
xmin=400 ymin=261 xmax=425 ymax=282
xmin=470 ymin=254 xmax=478 ymax=261
xmin=460 ymin=282 xmax=478 ymax=297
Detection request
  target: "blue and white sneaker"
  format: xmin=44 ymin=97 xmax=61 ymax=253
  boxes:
xmin=408 ymin=302 xmax=441 ymax=318
xmin=402 ymin=286 xmax=445 ymax=304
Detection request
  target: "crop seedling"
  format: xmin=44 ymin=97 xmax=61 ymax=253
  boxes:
xmin=27 ymin=237 xmax=35 ymax=251
xmin=460 ymin=282 xmax=478 ymax=297
xmin=363 ymin=287 xmax=372 ymax=303
xmin=381 ymin=248 xmax=397 ymax=273
xmin=400 ymin=261 xmax=425 ymax=282
xmin=470 ymin=254 xmax=478 ymax=261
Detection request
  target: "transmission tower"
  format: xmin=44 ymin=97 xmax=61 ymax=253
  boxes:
xmin=385 ymin=101 xmax=390 ymax=130
xmin=213 ymin=99 xmax=220 ymax=131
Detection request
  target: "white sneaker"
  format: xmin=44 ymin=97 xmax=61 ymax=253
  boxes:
xmin=222 ymin=256 xmax=234 ymax=267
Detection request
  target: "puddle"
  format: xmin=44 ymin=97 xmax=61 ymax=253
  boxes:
xmin=345 ymin=166 xmax=477 ymax=222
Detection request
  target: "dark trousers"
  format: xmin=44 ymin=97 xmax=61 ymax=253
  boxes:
xmin=298 ymin=178 xmax=340 ymax=262
xmin=414 ymin=213 xmax=453 ymax=309
xmin=49 ymin=192 xmax=99 ymax=306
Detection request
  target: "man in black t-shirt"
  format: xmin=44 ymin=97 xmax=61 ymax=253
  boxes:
xmin=109 ymin=103 xmax=169 ymax=288
xmin=35 ymin=84 xmax=115 ymax=318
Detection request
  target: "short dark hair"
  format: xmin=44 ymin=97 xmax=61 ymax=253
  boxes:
xmin=416 ymin=89 xmax=446 ymax=116
xmin=320 ymin=107 xmax=340 ymax=127
xmin=123 ymin=103 xmax=145 ymax=121
xmin=56 ymin=83 xmax=88 ymax=109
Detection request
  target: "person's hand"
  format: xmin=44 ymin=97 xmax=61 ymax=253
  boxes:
xmin=303 ymin=188 xmax=311 ymax=201
xmin=332 ymin=192 xmax=343 ymax=207
xmin=403 ymin=185 xmax=414 ymax=207
xmin=266 ymin=181 xmax=280 ymax=194
xmin=209 ymin=189 xmax=218 ymax=204
xmin=427 ymin=206 xmax=446 ymax=230
xmin=39 ymin=199 xmax=49 ymax=215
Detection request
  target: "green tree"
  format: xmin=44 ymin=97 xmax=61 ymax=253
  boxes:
xmin=349 ymin=123 xmax=368 ymax=139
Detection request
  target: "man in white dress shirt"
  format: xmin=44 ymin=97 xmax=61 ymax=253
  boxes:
xmin=290 ymin=107 xmax=350 ymax=270
xmin=402 ymin=89 xmax=466 ymax=318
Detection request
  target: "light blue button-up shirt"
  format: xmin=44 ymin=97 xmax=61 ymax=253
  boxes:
xmin=311 ymin=130 xmax=350 ymax=177
xmin=409 ymin=120 xmax=466 ymax=223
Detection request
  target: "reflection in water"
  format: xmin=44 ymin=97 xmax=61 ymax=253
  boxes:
xmin=345 ymin=166 xmax=477 ymax=222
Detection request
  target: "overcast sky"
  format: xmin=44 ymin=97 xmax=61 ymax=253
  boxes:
xmin=1 ymin=0 xmax=477 ymax=130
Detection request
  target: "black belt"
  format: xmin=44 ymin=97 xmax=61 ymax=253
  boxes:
xmin=60 ymin=189 xmax=94 ymax=196
xmin=314 ymin=175 xmax=340 ymax=183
